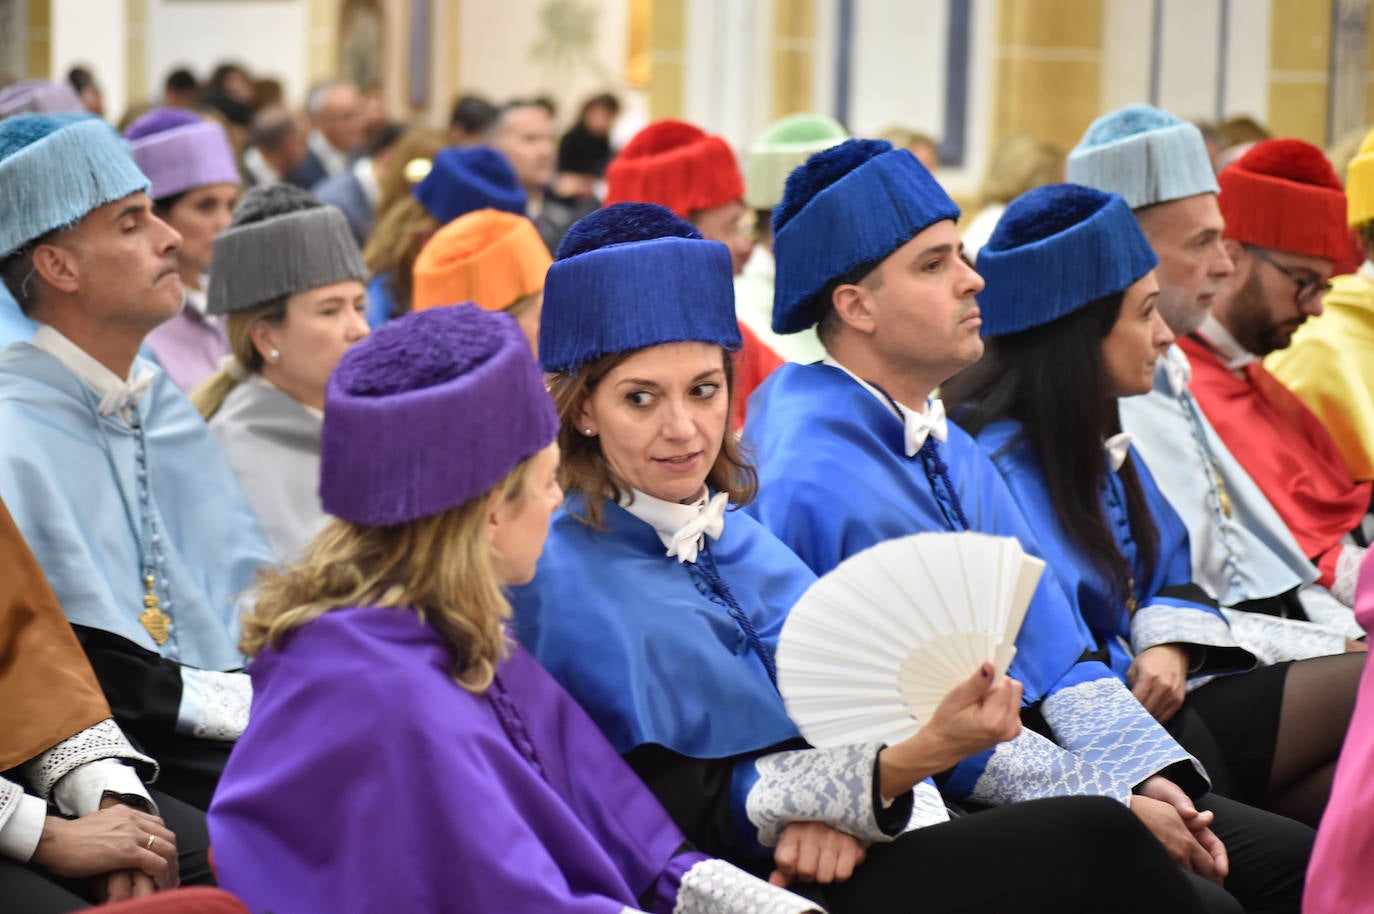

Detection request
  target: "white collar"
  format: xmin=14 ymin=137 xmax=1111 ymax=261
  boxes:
xmin=741 ymin=244 xmax=775 ymax=282
xmin=620 ymin=488 xmax=729 ymax=564
xmin=308 ymin=131 xmax=349 ymax=177
xmin=183 ymin=284 xmax=208 ymax=317
xmin=31 ymin=324 xmax=155 ymax=421
xmin=1159 ymin=344 xmax=1192 ymax=396
xmin=1104 ymin=432 xmax=1133 ymax=472
xmin=822 ymin=356 xmax=948 ymax=455
xmin=353 ymin=157 xmax=381 ymax=208
xmin=1196 ymin=315 xmax=1256 ymax=374
xmin=242 ymin=147 xmax=282 ymax=186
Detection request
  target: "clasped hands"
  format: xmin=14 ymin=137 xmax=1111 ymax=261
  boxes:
xmin=31 ymin=795 xmax=179 ymax=902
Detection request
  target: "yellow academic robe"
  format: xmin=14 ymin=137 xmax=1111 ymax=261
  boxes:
xmin=1266 ymin=268 xmax=1374 ymax=481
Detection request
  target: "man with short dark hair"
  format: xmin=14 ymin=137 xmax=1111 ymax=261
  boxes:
xmin=0 ymin=112 xmax=275 ymax=810
xmin=745 ymin=138 xmax=1313 ymax=913
xmin=1268 ymin=128 xmax=1374 ymax=485
xmin=449 ymin=93 xmax=497 ymax=145
xmin=1179 ymin=139 xmax=1371 ymax=607
xmin=163 ymin=69 xmax=200 ymax=109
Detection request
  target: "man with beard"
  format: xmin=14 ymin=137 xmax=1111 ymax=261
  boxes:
xmin=1068 ymin=107 xmax=1365 ymax=650
xmin=0 ymin=113 xmax=275 ymax=810
xmin=1267 ymin=127 xmax=1374 ymax=484
xmin=745 ymin=138 xmax=1314 ymax=914
xmin=1179 ymin=139 xmax=1370 ymax=609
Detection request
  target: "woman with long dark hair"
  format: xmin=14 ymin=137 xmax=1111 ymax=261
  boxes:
xmin=509 ymin=202 xmax=1236 ymax=913
xmin=944 ymin=183 xmax=1361 ymax=831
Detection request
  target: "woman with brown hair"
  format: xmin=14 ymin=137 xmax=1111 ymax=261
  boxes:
xmin=207 ymin=303 xmax=820 ymax=914
xmin=509 ymin=202 xmax=1226 ymax=913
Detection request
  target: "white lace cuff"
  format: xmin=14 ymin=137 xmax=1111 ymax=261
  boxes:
xmin=1331 ymin=545 xmax=1367 ymax=608
xmin=1296 ymin=585 xmax=1366 ymax=640
xmin=176 ymin=668 xmax=252 ymax=741
xmin=0 ymin=787 xmax=45 ymax=862
xmin=1220 ymin=607 xmax=1349 ymax=664
xmin=968 ymin=727 xmax=1134 ymax=806
xmin=673 ymin=859 xmax=821 ymax=914
xmin=744 ymin=742 xmax=911 ymax=847
xmin=20 ymin=719 xmax=156 ymax=803
xmin=1041 ymin=677 xmax=1208 ymax=791
xmin=1130 ymin=603 xmax=1248 ymax=673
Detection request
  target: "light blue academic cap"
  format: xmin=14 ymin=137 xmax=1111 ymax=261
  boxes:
xmin=0 ymin=113 xmax=150 ymax=258
xmin=1067 ymin=104 xmax=1218 ymax=210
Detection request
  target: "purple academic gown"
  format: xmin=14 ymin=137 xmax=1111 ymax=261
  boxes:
xmin=208 ymin=607 xmax=704 ymax=913
xmin=143 ymin=303 xmax=229 ymax=393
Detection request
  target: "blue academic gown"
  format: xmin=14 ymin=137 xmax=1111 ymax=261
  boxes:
xmin=0 ymin=344 xmax=275 ymax=803
xmin=744 ymin=362 xmax=1206 ymax=805
xmin=0 ymin=286 xmax=36 ymax=348
xmin=366 ymin=271 xmax=399 ymax=329
xmin=973 ymin=419 xmax=1256 ymax=686
xmin=510 ymin=497 xmax=922 ymax=865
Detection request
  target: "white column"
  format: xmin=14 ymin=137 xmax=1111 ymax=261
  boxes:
xmin=682 ymin=0 xmax=763 ymax=151
xmin=145 ymin=0 xmax=309 ymax=108
xmin=51 ymin=0 xmax=126 ymax=118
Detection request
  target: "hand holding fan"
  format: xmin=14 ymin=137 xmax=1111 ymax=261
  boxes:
xmin=776 ymin=532 xmax=1043 ymax=748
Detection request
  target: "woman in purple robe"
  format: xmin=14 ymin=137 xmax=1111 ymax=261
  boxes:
xmin=206 ymin=304 xmax=817 ymax=913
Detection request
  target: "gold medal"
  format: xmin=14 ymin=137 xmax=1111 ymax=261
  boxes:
xmin=138 ymin=574 xmax=169 ymax=645
xmin=140 ymin=606 xmax=171 ymax=645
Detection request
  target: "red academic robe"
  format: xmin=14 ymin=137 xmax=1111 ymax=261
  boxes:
xmin=1178 ymin=334 xmax=1371 ymax=586
xmin=731 ymin=322 xmax=783 ymax=432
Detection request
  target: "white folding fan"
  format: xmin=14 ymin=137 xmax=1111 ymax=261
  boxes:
xmin=776 ymin=531 xmax=1043 ymax=749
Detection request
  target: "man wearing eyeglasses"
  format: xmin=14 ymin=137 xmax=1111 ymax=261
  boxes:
xmin=1068 ymin=108 xmax=1368 ymax=651
xmin=1267 ymin=128 xmax=1374 ymax=486
xmin=1178 ymin=139 xmax=1371 ymax=608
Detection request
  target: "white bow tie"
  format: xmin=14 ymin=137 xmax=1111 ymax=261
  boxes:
xmin=904 ymin=399 xmax=949 ymax=457
xmin=1105 ymin=432 xmax=1133 ymax=472
xmin=661 ymin=491 xmax=730 ymax=564
xmin=97 ymin=369 xmax=155 ymax=419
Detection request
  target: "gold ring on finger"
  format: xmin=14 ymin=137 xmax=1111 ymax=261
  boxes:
xmin=146 ymin=834 xmax=156 ymax=850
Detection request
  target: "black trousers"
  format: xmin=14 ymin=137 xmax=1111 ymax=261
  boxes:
xmin=0 ymin=789 xmax=213 ymax=913
xmin=1199 ymin=792 xmax=1312 ymax=914
xmin=804 ymin=796 xmax=1225 ymax=913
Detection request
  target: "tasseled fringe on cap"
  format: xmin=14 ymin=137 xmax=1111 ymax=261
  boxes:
xmin=207 ymin=207 xmax=368 ymax=315
xmin=0 ymin=118 xmax=150 ymax=258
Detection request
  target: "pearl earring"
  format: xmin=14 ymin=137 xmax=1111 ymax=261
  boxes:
xmin=269 ymin=349 xmax=280 ymax=362
xmin=583 ymin=427 xmax=594 ymax=436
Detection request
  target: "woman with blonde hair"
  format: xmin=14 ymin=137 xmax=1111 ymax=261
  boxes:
xmin=190 ymin=184 xmax=369 ymax=558
xmin=362 ymin=144 xmax=526 ymax=327
xmin=207 ymin=304 xmax=819 ymax=914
